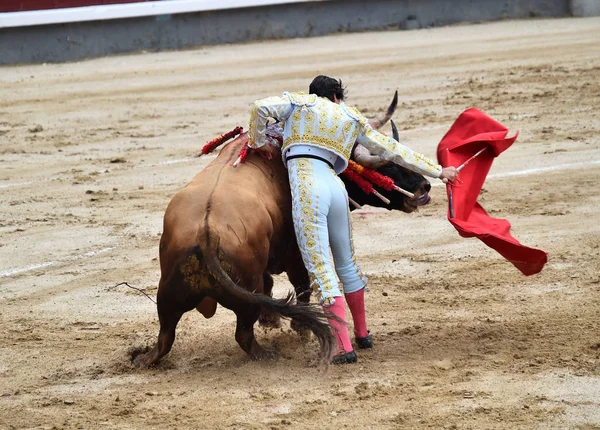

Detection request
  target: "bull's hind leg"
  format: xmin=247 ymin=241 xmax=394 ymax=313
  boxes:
xmin=133 ymin=298 xmax=185 ymax=368
xmin=133 ymin=274 xmax=203 ymax=368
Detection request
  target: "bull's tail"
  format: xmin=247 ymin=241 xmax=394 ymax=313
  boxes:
xmin=201 ymin=243 xmax=336 ymax=365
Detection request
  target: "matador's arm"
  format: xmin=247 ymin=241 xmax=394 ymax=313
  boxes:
xmin=248 ymin=95 xmax=294 ymax=149
xmin=354 ymin=111 xmax=442 ymax=178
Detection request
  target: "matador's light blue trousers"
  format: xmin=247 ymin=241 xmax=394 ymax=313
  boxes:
xmin=287 ymin=157 xmax=368 ymax=306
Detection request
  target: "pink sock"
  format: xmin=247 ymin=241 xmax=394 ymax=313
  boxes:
xmin=345 ymin=288 xmax=368 ymax=338
xmin=323 ymin=297 xmax=354 ymax=354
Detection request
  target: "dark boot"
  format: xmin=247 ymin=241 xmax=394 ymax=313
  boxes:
xmin=331 ymin=350 xmax=357 ymax=365
xmin=356 ymin=332 xmax=373 ymax=349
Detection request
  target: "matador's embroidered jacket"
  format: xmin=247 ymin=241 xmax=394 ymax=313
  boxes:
xmin=248 ymin=92 xmax=443 ymax=177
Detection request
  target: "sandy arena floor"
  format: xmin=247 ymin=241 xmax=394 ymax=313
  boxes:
xmin=1 ymin=17 xmax=599 ymax=430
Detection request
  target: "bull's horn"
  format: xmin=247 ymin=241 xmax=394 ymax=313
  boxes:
xmin=387 ymin=90 xmax=399 ymax=119
xmin=391 ymin=119 xmax=399 ymax=141
xmin=368 ymin=90 xmax=398 ymax=130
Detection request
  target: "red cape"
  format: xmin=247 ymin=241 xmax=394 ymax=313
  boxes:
xmin=437 ymin=108 xmax=547 ymax=276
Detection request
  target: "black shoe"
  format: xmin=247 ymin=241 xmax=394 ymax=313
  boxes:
xmin=356 ymin=333 xmax=373 ymax=349
xmin=331 ymin=350 xmax=357 ymax=365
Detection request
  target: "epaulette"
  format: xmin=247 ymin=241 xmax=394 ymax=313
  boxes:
xmin=285 ymin=91 xmax=318 ymax=107
xmin=341 ymin=103 xmax=369 ymax=126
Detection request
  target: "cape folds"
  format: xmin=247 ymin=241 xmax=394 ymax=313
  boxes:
xmin=437 ymin=108 xmax=548 ymax=276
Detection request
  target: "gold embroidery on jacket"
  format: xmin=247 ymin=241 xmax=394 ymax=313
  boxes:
xmin=284 ymin=134 xmax=353 ymax=160
xmin=288 ymin=92 xmax=318 ymax=106
xmin=249 ymin=91 xmax=442 ymax=177
xmin=288 ymin=159 xmax=338 ymax=305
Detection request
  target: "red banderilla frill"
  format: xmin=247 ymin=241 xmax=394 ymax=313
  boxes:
xmin=199 ymin=126 xmax=243 ymax=156
xmin=346 ymin=160 xmax=414 ymax=199
xmin=236 ymin=142 xmax=250 ymax=165
xmin=341 ymin=168 xmax=391 ymax=205
xmin=234 ymin=132 xmax=283 ymax=167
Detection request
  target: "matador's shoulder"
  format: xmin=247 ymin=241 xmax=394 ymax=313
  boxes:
xmin=285 ymin=92 xmax=318 ymax=106
xmin=341 ymin=103 xmax=369 ymax=125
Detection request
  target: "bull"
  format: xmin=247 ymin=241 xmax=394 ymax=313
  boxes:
xmin=132 ymin=94 xmax=432 ymax=368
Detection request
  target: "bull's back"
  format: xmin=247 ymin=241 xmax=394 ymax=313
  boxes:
xmin=160 ymin=136 xmax=291 ymax=280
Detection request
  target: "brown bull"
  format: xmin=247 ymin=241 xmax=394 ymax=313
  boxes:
xmin=133 ymin=98 xmax=433 ymax=368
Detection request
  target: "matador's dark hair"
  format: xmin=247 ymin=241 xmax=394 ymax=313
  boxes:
xmin=308 ymin=75 xmax=347 ymax=102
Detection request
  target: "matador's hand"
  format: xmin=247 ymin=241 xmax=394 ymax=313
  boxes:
xmin=440 ymin=166 xmax=458 ymax=183
xmin=254 ymin=144 xmax=276 ymax=161
xmin=233 ymin=143 xmax=278 ymax=168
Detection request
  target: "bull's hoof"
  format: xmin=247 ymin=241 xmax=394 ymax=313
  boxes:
xmin=258 ymin=312 xmax=282 ymax=329
xmin=132 ymin=354 xmax=153 ymax=368
xmin=251 ymin=348 xmax=278 ymax=361
xmin=297 ymin=328 xmax=312 ymax=344
xmin=130 ymin=346 xmax=156 ymax=368
xmin=290 ymin=320 xmax=312 ymax=343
